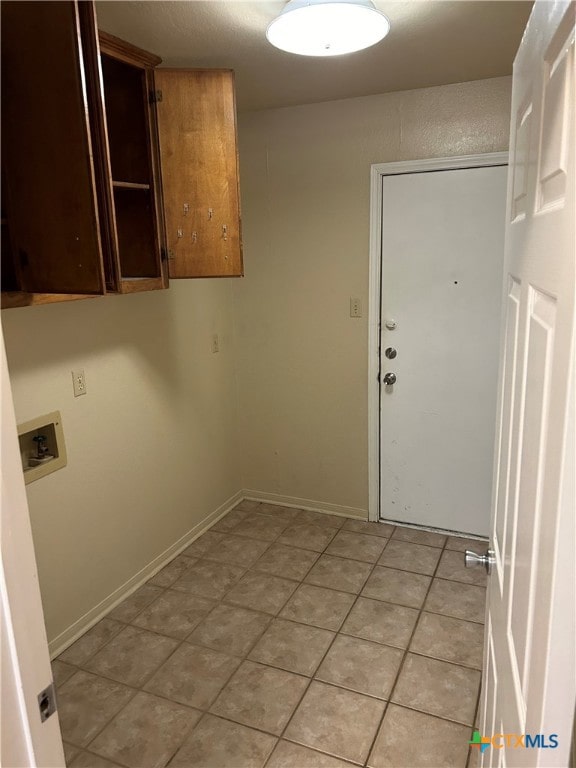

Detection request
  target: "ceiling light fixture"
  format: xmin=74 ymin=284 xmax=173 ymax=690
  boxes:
xmin=266 ymin=0 xmax=390 ymax=57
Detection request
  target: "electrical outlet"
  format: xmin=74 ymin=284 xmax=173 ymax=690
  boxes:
xmin=350 ymin=298 xmax=362 ymax=318
xmin=72 ymin=369 xmax=86 ymax=397
xmin=212 ymin=334 xmax=220 ymax=353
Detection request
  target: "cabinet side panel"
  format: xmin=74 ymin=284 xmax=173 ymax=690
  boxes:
xmin=1 ymin=1 xmax=105 ymax=294
xmin=155 ymin=69 xmax=243 ymax=278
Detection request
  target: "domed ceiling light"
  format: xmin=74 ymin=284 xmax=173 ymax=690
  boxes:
xmin=266 ymin=0 xmax=390 ymax=57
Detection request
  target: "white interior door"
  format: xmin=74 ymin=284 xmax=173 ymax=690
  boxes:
xmin=379 ymin=162 xmax=507 ymax=535
xmin=479 ymin=2 xmax=575 ymax=766
xmin=1 ymin=329 xmax=65 ymax=767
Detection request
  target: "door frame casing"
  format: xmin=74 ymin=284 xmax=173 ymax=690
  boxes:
xmin=367 ymin=152 xmax=509 ymax=523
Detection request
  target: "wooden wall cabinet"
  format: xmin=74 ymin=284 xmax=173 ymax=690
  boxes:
xmin=1 ymin=2 xmax=107 ymax=308
xmin=1 ymin=1 xmax=243 ymax=310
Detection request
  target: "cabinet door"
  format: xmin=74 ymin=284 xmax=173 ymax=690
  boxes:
xmin=154 ymin=70 xmax=243 ymax=278
xmin=1 ymin=1 xmax=105 ymax=295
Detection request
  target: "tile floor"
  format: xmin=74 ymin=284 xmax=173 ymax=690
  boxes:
xmin=53 ymin=501 xmax=487 ymax=768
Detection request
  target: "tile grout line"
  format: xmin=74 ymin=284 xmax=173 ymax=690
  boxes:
xmin=361 ymin=532 xmax=484 ymax=767
xmin=75 ymin=557 xmax=471 ymax=760
xmin=264 ymin=523 xmax=461 ymax=763
xmin=367 ymin=699 xmax=482 ymax=730
xmin=75 ymin=619 xmax=255 ymax=765
xmin=67 ymin=513 xmax=330 ymax=672
xmin=217 ymin=522 xmax=485 ymax=586
xmin=62 ymin=630 xmax=484 ymax=731
xmin=267 ymin=527 xmax=473 ymax=765
xmin=57 ymin=509 xmax=338 ymax=762
xmin=66 ymin=686 xmax=141 ymax=758
xmin=59 ymin=590 xmax=210 ymax=734
xmin=166 ymin=513 xmax=354 ymax=766
xmin=57 ymin=581 xmax=172 ymax=666
xmin=78 ymin=632 xmax=194 ymax=759
xmin=63 ymin=634 xmax=484 ymax=739
xmin=465 ymin=681 xmax=484 ymax=768
xmin=260 ymin=524 xmax=390 ymax=768
xmin=61 ymin=505 xmax=473 ymax=638
xmin=59 ymin=543 xmax=486 ymax=677
xmin=65 ymin=533 xmax=273 ymax=762
xmin=389 ymin=647 xmax=483 ymax=672
xmin=189 ymin=514 xmax=482 ymax=762
xmin=68 ymin=510 xmax=338 ymax=764
xmin=58 ymin=506 xmax=483 ymax=767
xmin=361 ymin=535 xmax=451 ymax=768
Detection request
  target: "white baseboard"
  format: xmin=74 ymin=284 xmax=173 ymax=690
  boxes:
xmin=242 ymin=489 xmax=367 ymax=521
xmin=49 ymin=488 xmax=368 ymax=658
xmin=48 ymin=489 xmax=243 ymax=658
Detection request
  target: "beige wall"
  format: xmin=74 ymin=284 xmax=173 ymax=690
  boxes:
xmin=234 ymin=75 xmax=513 ymax=515
xmin=2 ymin=281 xmax=242 ymax=645
xmin=1 ymin=75 xmax=512 ymax=648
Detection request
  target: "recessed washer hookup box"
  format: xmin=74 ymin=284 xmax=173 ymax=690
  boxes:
xmin=17 ymin=411 xmax=67 ymax=484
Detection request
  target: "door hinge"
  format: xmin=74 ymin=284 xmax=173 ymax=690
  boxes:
xmin=149 ymin=89 xmax=163 ymax=104
xmin=38 ymin=682 xmax=57 ymax=723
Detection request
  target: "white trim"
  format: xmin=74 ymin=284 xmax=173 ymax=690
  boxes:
xmin=368 ymin=162 xmax=384 ymax=522
xmin=371 ymin=152 xmax=509 ymax=178
xmin=242 ymin=489 xmax=367 ymax=520
xmin=367 ymin=152 xmax=509 ymax=522
xmin=48 ymin=489 xmax=243 ymax=658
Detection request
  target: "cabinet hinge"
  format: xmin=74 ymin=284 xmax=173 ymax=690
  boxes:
xmin=160 ymin=247 xmax=167 ymax=262
xmin=38 ymin=682 xmax=57 ymax=723
xmin=149 ymin=89 xmax=163 ymax=104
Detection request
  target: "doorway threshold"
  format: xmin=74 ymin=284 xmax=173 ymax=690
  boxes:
xmin=379 ymin=519 xmax=488 ymax=542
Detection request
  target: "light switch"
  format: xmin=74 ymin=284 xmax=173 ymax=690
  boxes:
xmin=350 ymin=298 xmax=362 ymax=318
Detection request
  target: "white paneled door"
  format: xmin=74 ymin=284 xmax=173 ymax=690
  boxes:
xmin=479 ymin=2 xmax=575 ymax=767
xmin=1 ymin=328 xmax=65 ymax=765
xmin=379 ymin=161 xmax=507 ymax=535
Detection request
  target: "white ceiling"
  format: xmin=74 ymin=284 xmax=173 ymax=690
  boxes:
xmin=95 ymin=1 xmax=533 ymax=112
